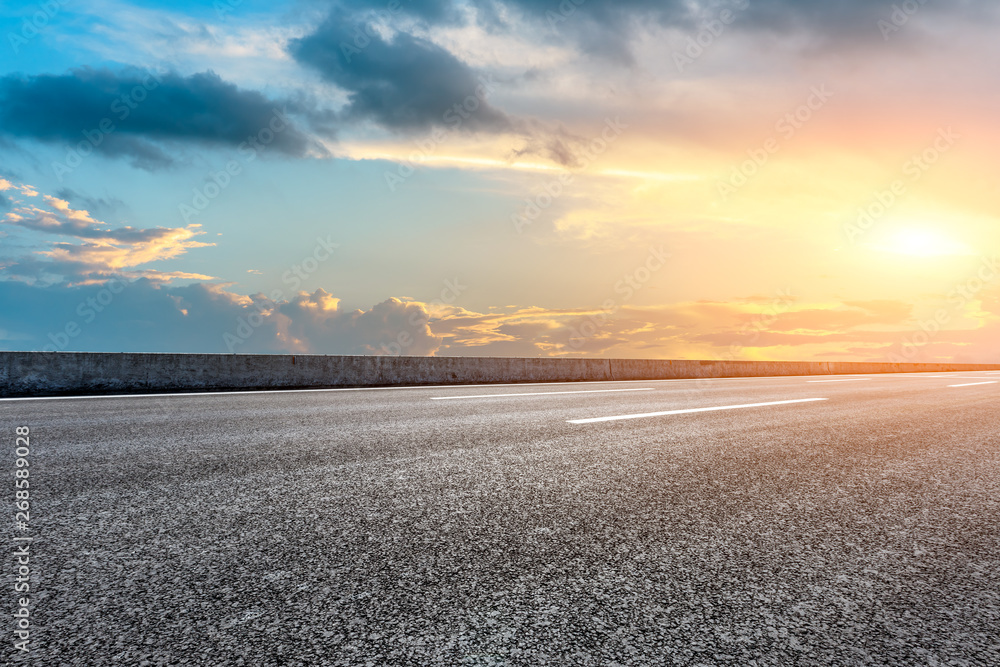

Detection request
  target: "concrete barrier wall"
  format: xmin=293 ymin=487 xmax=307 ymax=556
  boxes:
xmin=2 ymin=351 xmax=999 ymax=397
xmin=607 ymin=359 xmax=1000 ymax=380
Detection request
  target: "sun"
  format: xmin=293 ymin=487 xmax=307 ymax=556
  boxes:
xmin=872 ymin=228 xmax=973 ymax=257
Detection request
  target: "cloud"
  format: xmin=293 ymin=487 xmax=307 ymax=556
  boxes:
xmin=33 ymin=225 xmax=212 ymax=273
xmin=735 ymin=0 xmax=996 ymax=38
xmin=760 ymin=300 xmax=913 ymax=332
xmin=1 ymin=267 xmax=997 ymax=360
xmin=54 ymin=188 xmax=125 ymax=219
xmin=328 ymin=0 xmax=998 ymax=66
xmin=509 ymin=0 xmax=995 ymax=38
xmin=338 ymin=0 xmax=688 ymax=62
xmin=0 ymin=281 xmax=442 ymax=355
xmin=420 ymin=296 xmax=999 ymax=363
xmin=340 ymin=0 xmax=461 ymax=24
xmin=0 ymin=68 xmax=320 ymax=169
xmin=290 ymin=11 xmax=509 ymax=133
xmin=266 ymin=292 xmax=441 ymax=355
xmin=0 ymin=182 xmax=437 ymax=354
xmin=289 ymin=8 xmax=590 ymax=165
xmin=1 ymin=180 xmax=213 ymax=285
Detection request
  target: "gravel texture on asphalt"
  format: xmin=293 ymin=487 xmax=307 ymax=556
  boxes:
xmin=3 ymin=373 xmax=999 ymax=666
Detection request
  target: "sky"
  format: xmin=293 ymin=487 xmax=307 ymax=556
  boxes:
xmin=1 ymin=0 xmax=998 ymax=362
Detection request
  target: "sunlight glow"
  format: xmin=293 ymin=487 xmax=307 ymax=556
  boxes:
xmin=872 ymin=228 xmax=973 ymax=257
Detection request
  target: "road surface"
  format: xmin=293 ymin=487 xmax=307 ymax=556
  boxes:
xmin=3 ymin=371 xmax=999 ymax=665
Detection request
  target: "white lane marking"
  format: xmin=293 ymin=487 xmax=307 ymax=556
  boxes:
xmin=0 ymin=377 xmax=815 ymax=402
xmin=567 ymin=398 xmax=828 ymax=424
xmin=807 ymin=378 xmax=872 ymax=383
xmin=0 ymin=385 xmax=660 ymax=403
xmin=948 ymin=381 xmax=999 ymax=388
xmin=4 ymin=369 xmax=997 ymax=402
xmin=899 ymin=371 xmax=1000 ymax=380
xmin=0 ymin=388 xmax=400 ymax=402
xmin=431 ymin=388 xmax=655 ymax=400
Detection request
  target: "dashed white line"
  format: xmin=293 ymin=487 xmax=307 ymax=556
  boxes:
xmin=948 ymin=381 xmax=998 ymax=388
xmin=431 ymin=388 xmax=655 ymax=400
xmin=807 ymin=378 xmax=872 ymax=383
xmin=567 ymin=398 xmax=829 ymax=425
xmin=893 ymin=376 xmax=1000 ymax=379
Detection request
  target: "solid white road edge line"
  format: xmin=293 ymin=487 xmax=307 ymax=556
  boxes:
xmin=948 ymin=381 xmax=999 ymax=388
xmin=430 ymin=388 xmax=655 ymax=400
xmin=567 ymin=398 xmax=829 ymax=424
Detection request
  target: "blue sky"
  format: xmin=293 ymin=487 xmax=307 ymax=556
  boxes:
xmin=2 ymin=0 xmax=999 ymax=360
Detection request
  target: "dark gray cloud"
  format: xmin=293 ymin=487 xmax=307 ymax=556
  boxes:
xmin=293 ymin=0 xmax=988 ymax=139
xmin=495 ymin=0 xmax=693 ymax=63
xmin=5 ymin=212 xmax=191 ymax=244
xmin=289 ymin=7 xmax=594 ymax=164
xmin=290 ymin=11 xmax=509 ymax=132
xmin=0 ymin=69 xmax=319 ymax=169
xmin=734 ymin=0 xmax=993 ymax=33
xmin=324 ymin=0 xmax=996 ymax=64
xmin=0 ymin=194 xmax=9 ymax=211
xmin=501 ymin=0 xmax=993 ymax=36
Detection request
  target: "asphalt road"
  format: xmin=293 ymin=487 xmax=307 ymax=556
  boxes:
xmin=3 ymin=371 xmax=1000 ymax=666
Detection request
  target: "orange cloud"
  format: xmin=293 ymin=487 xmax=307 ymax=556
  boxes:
xmin=1 ymin=180 xmax=215 ymax=285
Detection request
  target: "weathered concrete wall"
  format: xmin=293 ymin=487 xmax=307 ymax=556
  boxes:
xmin=606 ymin=359 xmax=1000 ymax=380
xmin=1 ymin=351 xmax=998 ymax=398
